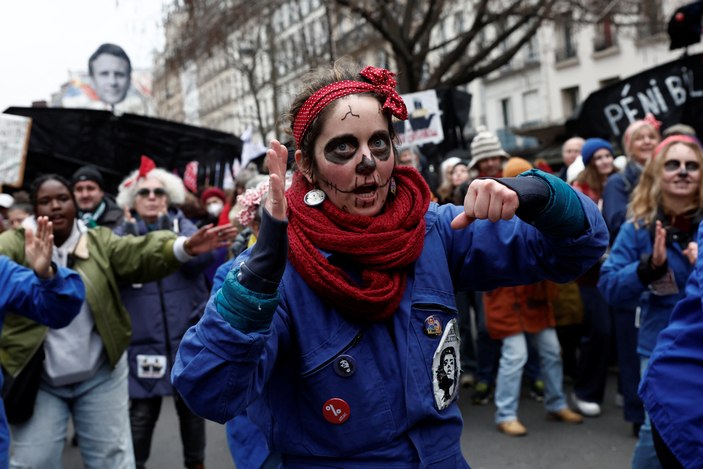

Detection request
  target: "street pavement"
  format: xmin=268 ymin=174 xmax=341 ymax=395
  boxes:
xmin=62 ymin=372 xmax=635 ymax=468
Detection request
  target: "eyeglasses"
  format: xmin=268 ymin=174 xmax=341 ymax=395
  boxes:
xmin=136 ymin=187 xmax=167 ymax=197
xmin=663 ymin=159 xmax=701 ymax=173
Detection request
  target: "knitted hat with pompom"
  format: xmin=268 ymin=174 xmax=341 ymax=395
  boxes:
xmin=469 ymin=126 xmax=509 ymax=169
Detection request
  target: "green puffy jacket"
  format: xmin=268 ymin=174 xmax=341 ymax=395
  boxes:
xmin=0 ymin=226 xmax=182 ymax=377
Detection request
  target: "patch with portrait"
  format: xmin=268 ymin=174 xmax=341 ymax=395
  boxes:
xmin=431 ymin=318 xmax=460 ymax=410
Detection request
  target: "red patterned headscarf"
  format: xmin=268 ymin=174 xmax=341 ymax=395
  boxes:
xmin=293 ymin=66 xmax=408 ymax=149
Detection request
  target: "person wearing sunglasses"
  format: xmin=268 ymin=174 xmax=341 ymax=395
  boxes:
xmin=0 ymin=163 xmax=236 ymax=468
xmin=114 ymin=157 xmax=228 ymax=469
xmin=598 ymin=134 xmax=703 ymax=469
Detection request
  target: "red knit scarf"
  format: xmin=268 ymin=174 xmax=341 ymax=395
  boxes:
xmin=286 ymin=166 xmax=431 ymax=322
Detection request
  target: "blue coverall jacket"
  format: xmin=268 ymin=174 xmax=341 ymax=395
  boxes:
xmin=173 ymin=200 xmax=607 ymax=468
xmin=639 ymin=222 xmax=703 ymax=468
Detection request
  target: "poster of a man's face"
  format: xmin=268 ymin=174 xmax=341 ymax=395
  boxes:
xmin=88 ymin=43 xmax=131 ymax=105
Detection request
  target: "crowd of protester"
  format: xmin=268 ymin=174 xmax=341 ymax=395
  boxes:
xmin=0 ymin=61 xmax=700 ymax=469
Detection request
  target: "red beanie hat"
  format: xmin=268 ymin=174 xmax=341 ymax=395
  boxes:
xmin=200 ymin=187 xmax=226 ymax=205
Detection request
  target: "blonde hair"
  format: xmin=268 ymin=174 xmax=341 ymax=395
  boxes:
xmin=629 ymin=140 xmax=703 ymax=228
xmin=623 ymin=123 xmax=661 ymax=158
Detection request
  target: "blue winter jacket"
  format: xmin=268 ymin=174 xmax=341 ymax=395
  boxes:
xmin=598 ymin=220 xmax=694 ymax=357
xmin=173 ymin=199 xmax=607 ymax=468
xmin=0 ymin=256 xmax=84 ymax=469
xmin=639 ymin=221 xmax=703 ymax=468
xmin=114 ymin=210 xmax=213 ymax=399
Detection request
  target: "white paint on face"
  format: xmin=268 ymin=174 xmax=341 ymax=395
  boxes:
xmin=660 ymin=143 xmax=701 ymax=201
xmin=311 ymin=95 xmax=395 ymax=216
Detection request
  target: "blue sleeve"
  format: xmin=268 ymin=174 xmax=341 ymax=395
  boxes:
xmin=597 ymin=222 xmax=647 ymax=309
xmin=436 ymin=186 xmax=608 ymax=292
xmin=172 ymin=287 xmax=290 ymax=423
xmin=214 ymin=209 xmax=287 ymax=333
xmin=515 ymin=169 xmax=587 ymax=238
xmin=0 ymin=257 xmax=84 ymax=328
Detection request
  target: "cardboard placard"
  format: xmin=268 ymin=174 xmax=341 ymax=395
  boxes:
xmin=0 ymin=114 xmax=32 ymax=187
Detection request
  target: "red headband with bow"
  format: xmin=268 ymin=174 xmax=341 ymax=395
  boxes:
xmin=293 ymin=66 xmax=408 ymax=149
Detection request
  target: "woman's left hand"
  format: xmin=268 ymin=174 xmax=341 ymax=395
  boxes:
xmin=451 ymin=179 xmax=519 ymax=229
xmin=185 ymin=223 xmax=239 ymax=255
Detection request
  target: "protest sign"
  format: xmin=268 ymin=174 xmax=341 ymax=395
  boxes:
xmin=394 ymin=90 xmax=445 ymax=146
xmin=567 ymin=53 xmax=703 ymax=146
xmin=0 ymin=114 xmax=32 ymax=187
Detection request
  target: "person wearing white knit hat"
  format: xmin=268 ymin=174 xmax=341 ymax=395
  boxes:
xmin=469 ymin=126 xmax=510 ymax=177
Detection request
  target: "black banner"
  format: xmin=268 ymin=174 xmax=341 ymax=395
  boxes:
xmin=566 ymin=53 xmax=703 ymax=149
xmin=2 ymin=107 xmax=242 ymax=193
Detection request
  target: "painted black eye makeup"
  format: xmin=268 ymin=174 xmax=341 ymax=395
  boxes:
xmin=324 ymin=135 xmax=359 ymax=164
xmin=369 ymin=131 xmax=391 ymax=161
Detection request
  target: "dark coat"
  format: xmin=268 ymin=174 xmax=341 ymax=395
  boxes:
xmin=96 ymin=193 xmax=124 ymax=229
xmin=114 ymin=209 xmax=213 ymax=398
xmin=602 ymin=160 xmax=642 ymax=243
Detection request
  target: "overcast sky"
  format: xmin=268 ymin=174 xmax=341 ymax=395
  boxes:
xmin=0 ymin=0 xmax=168 ymax=112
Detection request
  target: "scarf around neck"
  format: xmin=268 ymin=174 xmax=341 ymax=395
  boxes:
xmin=286 ymin=166 xmax=431 ymax=322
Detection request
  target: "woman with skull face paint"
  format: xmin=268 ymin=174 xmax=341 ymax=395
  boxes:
xmin=598 ymin=135 xmax=703 ymax=469
xmin=173 ymin=61 xmax=608 ymax=467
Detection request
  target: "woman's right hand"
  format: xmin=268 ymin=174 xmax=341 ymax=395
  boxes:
xmin=123 ymin=206 xmax=136 ymax=224
xmin=265 ymin=139 xmax=288 ymax=221
xmin=25 ymin=216 xmax=54 ymax=279
xmin=651 ymin=220 xmax=667 ymax=268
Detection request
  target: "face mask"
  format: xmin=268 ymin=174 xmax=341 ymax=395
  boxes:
xmin=207 ymin=202 xmax=223 ymax=217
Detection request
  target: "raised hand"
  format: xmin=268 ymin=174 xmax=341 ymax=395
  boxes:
xmin=123 ymin=206 xmax=136 ymax=224
xmin=683 ymin=241 xmax=697 ymax=265
xmin=651 ymin=220 xmax=667 ymax=268
xmin=25 ymin=216 xmax=55 ymax=279
xmin=185 ymin=223 xmax=239 ymax=256
xmin=265 ymin=139 xmax=288 ymax=221
xmin=451 ymin=179 xmax=519 ymax=230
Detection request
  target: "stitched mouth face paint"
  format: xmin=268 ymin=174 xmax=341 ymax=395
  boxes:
xmin=312 ymin=95 xmax=395 ymax=216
